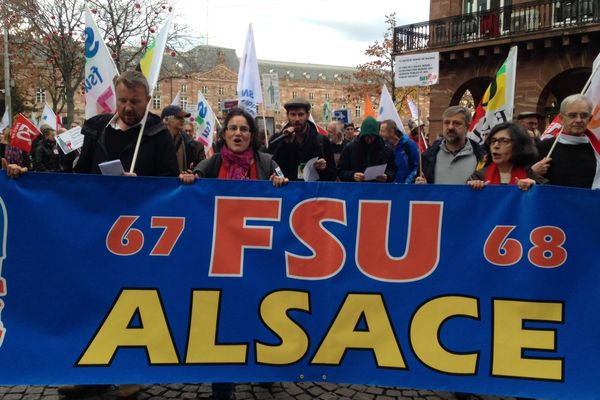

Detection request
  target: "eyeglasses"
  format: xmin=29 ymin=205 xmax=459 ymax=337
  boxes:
xmin=227 ymin=125 xmax=250 ymax=133
xmin=489 ymin=137 xmax=513 ymax=146
xmin=564 ymin=112 xmax=591 ymax=119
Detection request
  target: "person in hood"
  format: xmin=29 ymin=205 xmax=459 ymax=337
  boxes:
xmin=337 ymin=116 xmax=397 ymax=182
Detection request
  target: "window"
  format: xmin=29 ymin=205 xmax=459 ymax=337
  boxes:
xmin=218 ymin=87 xmax=224 ymax=95
xmin=154 ymin=83 xmax=160 ymax=92
xmin=180 ymin=96 xmax=188 ymax=110
xmin=181 ymin=84 xmax=187 ymax=93
xmin=152 ymin=95 xmax=161 ymax=109
xmin=35 ymin=88 xmax=46 ymax=104
xmin=309 ymin=92 xmax=315 ymax=100
xmin=292 ymin=91 xmax=298 ymax=98
xmin=355 ymin=105 xmax=362 ymax=118
xmin=201 ymin=86 xmax=209 ymax=94
xmin=325 ymin=93 xmax=330 ymax=100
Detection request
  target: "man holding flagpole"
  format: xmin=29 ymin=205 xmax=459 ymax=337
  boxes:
xmin=537 ymin=94 xmax=599 ymax=188
xmin=74 ymin=70 xmax=178 ymax=177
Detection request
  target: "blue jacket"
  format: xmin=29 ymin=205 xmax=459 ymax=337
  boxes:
xmin=390 ymin=134 xmax=419 ymax=183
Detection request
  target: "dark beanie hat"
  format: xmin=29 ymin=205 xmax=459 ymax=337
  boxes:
xmin=359 ymin=117 xmax=380 ymax=137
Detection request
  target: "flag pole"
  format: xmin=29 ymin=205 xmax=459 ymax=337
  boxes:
xmin=129 ymin=95 xmax=153 ymax=174
xmin=3 ymin=27 xmax=12 ymax=129
xmin=260 ymin=103 xmax=269 ymax=149
xmin=415 ymin=89 xmax=423 ymax=176
xmin=546 ymin=58 xmax=600 ymax=158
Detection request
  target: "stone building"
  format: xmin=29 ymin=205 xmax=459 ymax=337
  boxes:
xmin=393 ymin=0 xmax=600 ymax=136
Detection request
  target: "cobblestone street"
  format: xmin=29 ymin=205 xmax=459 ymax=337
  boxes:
xmin=0 ymin=384 xmax=519 ymax=400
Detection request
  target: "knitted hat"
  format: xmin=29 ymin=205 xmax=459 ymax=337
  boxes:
xmin=359 ymin=116 xmax=380 ymax=137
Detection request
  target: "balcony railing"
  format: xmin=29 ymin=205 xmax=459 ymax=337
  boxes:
xmin=393 ymin=0 xmax=600 ymax=53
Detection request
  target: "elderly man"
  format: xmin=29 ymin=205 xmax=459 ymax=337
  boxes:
xmin=517 ymin=111 xmax=542 ymax=139
xmin=537 ymin=94 xmax=598 ymax=188
xmin=268 ymin=98 xmax=336 ymax=181
xmin=416 ymin=105 xmax=485 ymax=184
xmin=161 ymin=105 xmax=199 ymax=172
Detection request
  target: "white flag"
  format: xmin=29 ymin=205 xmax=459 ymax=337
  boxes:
xmin=0 ymin=108 xmax=9 ymax=132
xmin=194 ymin=91 xmax=217 ymax=148
xmin=237 ymin=24 xmax=263 ymax=118
xmin=41 ymin=104 xmax=57 ymax=130
xmin=407 ymin=98 xmax=419 ymax=120
xmin=140 ymin=13 xmax=174 ymax=94
xmin=84 ymin=4 xmax=119 ymax=119
xmin=377 ymin=85 xmax=406 ymax=134
xmin=171 ymin=90 xmax=181 ymax=107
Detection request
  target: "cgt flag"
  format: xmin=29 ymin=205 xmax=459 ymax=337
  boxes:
xmin=83 ymin=4 xmax=119 ymax=119
xmin=10 ymin=114 xmax=41 ymax=153
xmin=468 ymin=46 xmax=518 ymax=144
xmin=237 ymin=24 xmax=263 ymax=118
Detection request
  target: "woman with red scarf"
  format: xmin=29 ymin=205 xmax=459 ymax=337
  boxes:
xmin=468 ymin=122 xmax=546 ymax=191
xmin=179 ymin=108 xmax=288 ymax=187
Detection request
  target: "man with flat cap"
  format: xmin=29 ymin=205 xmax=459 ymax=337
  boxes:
xmin=161 ymin=105 xmax=200 ymax=172
xmin=517 ymin=111 xmax=542 ymax=139
xmin=268 ymin=98 xmax=336 ymax=181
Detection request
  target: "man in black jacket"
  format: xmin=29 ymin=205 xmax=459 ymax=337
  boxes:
xmin=268 ymin=99 xmax=336 ymax=181
xmin=74 ymin=70 xmax=178 ymax=177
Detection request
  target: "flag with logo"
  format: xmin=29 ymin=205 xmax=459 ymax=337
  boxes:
xmin=139 ymin=13 xmax=174 ymax=94
xmin=0 ymin=108 xmax=9 ymax=132
xmin=237 ymin=24 xmax=263 ymax=118
xmin=377 ymin=85 xmax=406 ymax=134
xmin=84 ymin=4 xmax=119 ymax=119
xmin=468 ymin=46 xmax=518 ymax=144
xmin=9 ymin=114 xmax=41 ymax=153
xmin=41 ymin=104 xmax=58 ymax=130
xmin=194 ymin=91 xmax=217 ymax=148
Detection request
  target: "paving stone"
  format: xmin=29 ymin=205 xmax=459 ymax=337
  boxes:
xmin=25 ymin=388 xmax=44 ymax=395
xmin=182 ymin=385 xmax=199 ymax=393
xmin=295 ymin=394 xmax=313 ymax=400
xmin=180 ymin=392 xmax=197 ymax=399
xmin=317 ymin=393 xmax=338 ymax=400
xmin=284 ymin=386 xmax=304 ymax=396
xmin=334 ymin=387 xmax=356 ymax=397
xmin=146 ymin=386 xmax=169 ymax=396
xmin=315 ymin=382 xmax=338 ymax=392
xmin=273 ymin=392 xmax=295 ymax=400
xmin=365 ymin=386 xmax=384 ymax=395
xmin=349 ymin=384 xmax=368 ymax=391
xmin=9 ymin=386 xmax=27 ymax=393
xmin=163 ymin=390 xmax=182 ymax=398
xmin=41 ymin=396 xmax=60 ymax=400
xmin=425 ymin=396 xmax=443 ymax=400
xmin=3 ymin=394 xmax=26 ymax=400
xmin=402 ymin=390 xmax=419 ymax=397
xmin=307 ymin=386 xmax=325 ymax=397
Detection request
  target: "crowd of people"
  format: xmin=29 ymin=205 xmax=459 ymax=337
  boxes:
xmin=0 ymin=70 xmax=597 ymax=400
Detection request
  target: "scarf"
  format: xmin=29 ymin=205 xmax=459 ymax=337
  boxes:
xmin=220 ymin=146 xmax=254 ymax=180
xmin=483 ymin=163 xmax=528 ymax=185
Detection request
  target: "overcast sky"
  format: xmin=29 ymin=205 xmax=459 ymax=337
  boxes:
xmin=177 ymin=0 xmax=431 ymax=67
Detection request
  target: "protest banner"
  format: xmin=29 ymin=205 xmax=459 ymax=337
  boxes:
xmin=0 ymin=174 xmax=598 ymax=400
xmin=56 ymin=126 xmax=84 ymax=154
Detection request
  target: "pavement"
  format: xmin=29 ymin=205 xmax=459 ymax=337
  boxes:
xmin=0 ymin=383 xmax=519 ymax=400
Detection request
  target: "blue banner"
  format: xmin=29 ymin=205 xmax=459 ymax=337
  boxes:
xmin=0 ymin=173 xmax=598 ymax=399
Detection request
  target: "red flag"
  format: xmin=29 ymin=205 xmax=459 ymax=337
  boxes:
xmin=308 ymin=113 xmax=328 ymax=136
xmin=10 ymin=114 xmax=41 ymax=153
xmin=540 ymin=115 xmax=562 ymax=140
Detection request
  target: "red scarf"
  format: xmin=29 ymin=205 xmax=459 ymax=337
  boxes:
xmin=219 ymin=146 xmax=255 ymax=180
xmin=483 ymin=163 xmax=528 ymax=185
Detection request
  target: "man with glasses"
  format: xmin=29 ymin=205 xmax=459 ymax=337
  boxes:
xmin=161 ymin=105 xmax=199 ymax=172
xmin=537 ymin=94 xmax=598 ymax=188
xmin=416 ymin=105 xmax=485 ymax=184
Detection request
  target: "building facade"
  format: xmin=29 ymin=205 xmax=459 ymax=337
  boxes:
xmin=393 ymin=0 xmax=600 ymax=136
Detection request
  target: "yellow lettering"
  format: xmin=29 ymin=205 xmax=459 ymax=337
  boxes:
xmin=255 ymin=290 xmax=310 ymax=365
xmin=185 ymin=290 xmax=247 ymax=363
xmin=492 ymin=299 xmax=563 ymax=381
xmin=78 ymin=289 xmax=179 ymax=365
xmin=311 ymin=293 xmax=406 ymax=368
xmin=410 ymin=296 xmax=479 ymax=374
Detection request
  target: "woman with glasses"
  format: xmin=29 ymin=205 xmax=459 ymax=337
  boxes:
xmin=467 ymin=122 xmax=546 ymax=191
xmin=179 ymin=108 xmax=288 ymax=187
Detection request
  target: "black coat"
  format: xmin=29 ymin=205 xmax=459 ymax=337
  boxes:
xmin=337 ymin=135 xmax=397 ymax=182
xmin=75 ymin=113 xmax=179 ymax=177
xmin=268 ymin=121 xmax=336 ymax=181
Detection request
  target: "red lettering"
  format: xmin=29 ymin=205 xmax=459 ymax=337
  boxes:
xmin=150 ymin=217 xmax=185 ymax=256
xmin=210 ymin=197 xmax=281 ymax=276
xmin=286 ymin=199 xmax=346 ymax=279
xmin=528 ymin=226 xmax=567 ymax=268
xmin=106 ymin=216 xmax=144 ymax=256
xmin=356 ymin=201 xmax=443 ymax=282
xmin=483 ymin=225 xmax=522 ymax=266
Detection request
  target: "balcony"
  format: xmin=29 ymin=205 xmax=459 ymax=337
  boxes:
xmin=393 ymin=0 xmax=600 ymax=54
